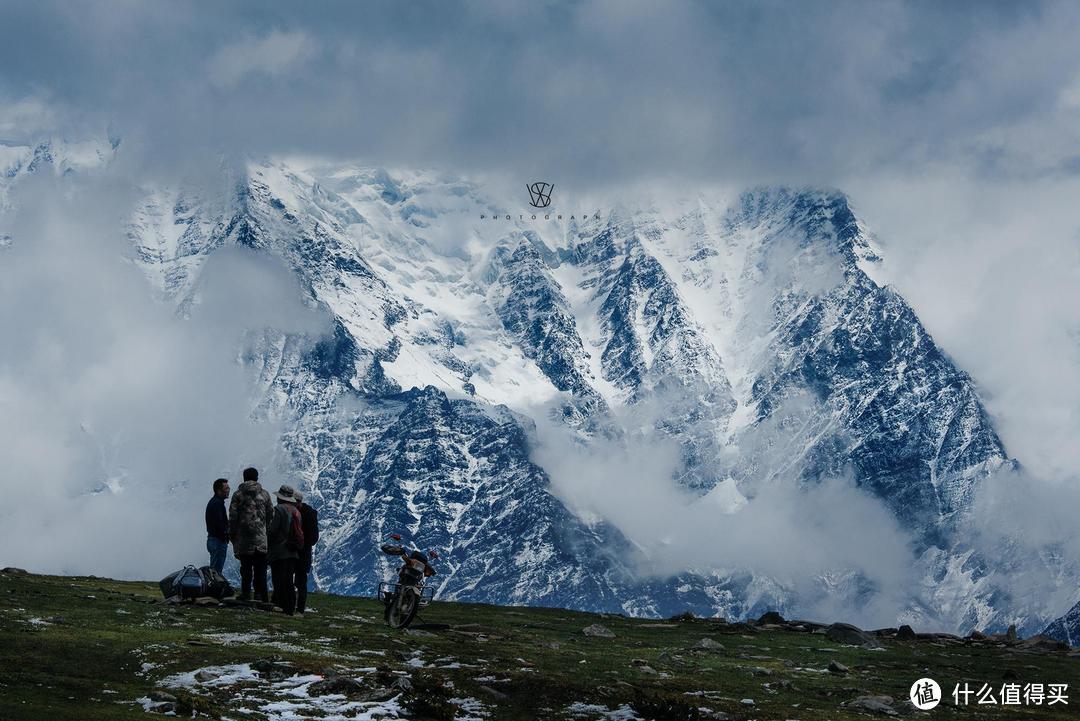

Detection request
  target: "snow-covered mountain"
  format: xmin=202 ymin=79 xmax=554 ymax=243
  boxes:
xmin=6 ymin=140 xmax=1073 ymax=633
xmin=1043 ymin=600 xmax=1080 ymax=646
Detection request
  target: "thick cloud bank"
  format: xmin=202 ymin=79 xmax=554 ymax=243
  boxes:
xmin=0 ymin=173 xmax=329 ymax=578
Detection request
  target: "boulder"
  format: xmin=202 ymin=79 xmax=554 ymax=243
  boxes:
xmin=582 ymin=624 xmax=615 ymax=638
xmin=361 ymin=687 xmax=398 ymax=703
xmin=827 ymin=660 xmax=850 ymax=675
xmin=692 ymin=638 xmax=726 ymax=653
xmin=896 ymin=624 xmax=916 ymax=640
xmin=757 ymin=611 xmax=785 ymax=625
xmin=846 ymin=695 xmax=897 ymax=716
xmin=309 ymin=675 xmax=364 ymax=696
xmin=825 ymin=623 xmax=882 ymax=649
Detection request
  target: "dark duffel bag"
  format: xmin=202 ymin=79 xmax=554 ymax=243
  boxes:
xmin=197 ymin=566 xmax=234 ymax=600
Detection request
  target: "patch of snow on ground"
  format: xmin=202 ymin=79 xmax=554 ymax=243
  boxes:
xmin=449 ymin=696 xmax=490 ymax=720
xmin=566 ymin=702 xmax=643 ymax=720
xmin=157 ymin=662 xmax=406 ymax=720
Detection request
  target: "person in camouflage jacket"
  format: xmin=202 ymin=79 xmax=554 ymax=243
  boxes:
xmin=229 ymin=467 xmax=273 ymax=601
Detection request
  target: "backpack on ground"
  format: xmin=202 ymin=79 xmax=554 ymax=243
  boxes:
xmin=286 ymin=505 xmax=305 ymax=553
xmin=198 ymin=566 xmax=234 ymax=600
xmin=159 ymin=565 xmax=206 ymax=600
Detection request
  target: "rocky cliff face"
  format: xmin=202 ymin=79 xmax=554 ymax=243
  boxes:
xmin=5 ymin=142 xmax=1067 ymax=632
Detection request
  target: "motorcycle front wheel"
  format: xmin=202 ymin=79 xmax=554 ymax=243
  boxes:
xmin=384 ymin=586 xmax=419 ymax=629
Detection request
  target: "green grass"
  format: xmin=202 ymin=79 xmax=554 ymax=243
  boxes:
xmin=1 ymin=569 xmax=1077 ymax=720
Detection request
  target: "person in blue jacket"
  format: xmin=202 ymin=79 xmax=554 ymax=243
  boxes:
xmin=204 ymin=478 xmax=230 ymax=573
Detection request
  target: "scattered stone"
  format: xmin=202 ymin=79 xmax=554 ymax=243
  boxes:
xmin=193 ymin=597 xmax=219 ymax=607
xmin=391 ymin=676 xmax=413 ymax=693
xmin=478 ymin=685 xmax=509 ymax=700
xmin=896 ymin=625 xmax=916 ymax=640
xmin=740 ymin=698 xmax=755 ymax=706
xmin=194 ymin=670 xmax=219 ymax=682
xmin=828 ymin=660 xmax=850 ymax=675
xmin=846 ymin=695 xmax=897 ymax=715
xmin=309 ymin=675 xmax=364 ymax=696
xmin=582 ymin=624 xmax=615 ymax=638
xmin=825 ymin=622 xmax=883 ymax=649
xmin=252 ymin=658 xmax=295 ymax=681
xmin=148 ymin=691 xmax=176 ymax=703
xmin=749 ymin=666 xmax=774 ymax=677
xmin=692 ymin=638 xmax=726 ymax=653
xmin=361 ymin=687 xmax=398 ymax=703
xmin=405 ymin=628 xmax=436 ymax=638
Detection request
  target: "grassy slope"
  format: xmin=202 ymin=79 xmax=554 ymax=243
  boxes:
xmin=0 ymin=570 xmax=1077 ymax=721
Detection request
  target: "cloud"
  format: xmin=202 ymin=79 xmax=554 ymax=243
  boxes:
xmin=848 ymin=171 xmax=1080 ymax=480
xmin=208 ymin=31 xmax=314 ymax=89
xmin=530 ymin=394 xmax=918 ymax=629
xmin=2 ymin=1 xmax=1079 ymax=183
xmin=0 ymin=169 xmax=331 ymax=579
xmin=0 ymin=95 xmax=57 ymax=138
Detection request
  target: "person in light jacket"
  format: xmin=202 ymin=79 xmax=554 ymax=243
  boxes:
xmin=228 ymin=467 xmax=273 ymax=602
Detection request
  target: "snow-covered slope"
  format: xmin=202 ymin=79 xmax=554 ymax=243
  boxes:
xmin=7 ymin=145 xmax=1070 ymax=632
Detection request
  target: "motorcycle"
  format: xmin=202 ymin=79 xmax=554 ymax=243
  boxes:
xmin=378 ymin=534 xmax=438 ymax=629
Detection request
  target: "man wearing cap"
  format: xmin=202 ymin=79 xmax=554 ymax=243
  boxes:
xmin=267 ymin=484 xmax=303 ymax=615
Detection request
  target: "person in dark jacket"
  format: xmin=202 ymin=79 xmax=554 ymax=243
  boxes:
xmin=267 ymin=484 xmax=302 ymax=615
xmin=293 ymin=491 xmax=320 ymax=613
xmin=229 ymin=467 xmax=273 ymax=602
xmin=205 ymin=478 xmax=230 ymax=573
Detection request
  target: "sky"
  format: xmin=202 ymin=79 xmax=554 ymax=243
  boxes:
xmin=1 ymin=1 xmax=1079 ymax=620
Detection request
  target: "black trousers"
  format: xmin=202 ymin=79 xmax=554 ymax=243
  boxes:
xmin=270 ymin=558 xmax=296 ymax=615
xmin=294 ymin=548 xmax=312 ymax=612
xmin=238 ymin=552 xmax=268 ymax=602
